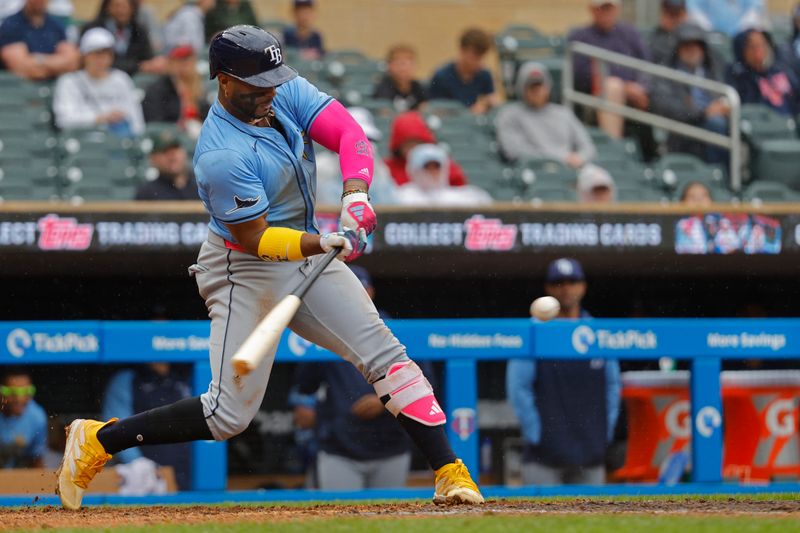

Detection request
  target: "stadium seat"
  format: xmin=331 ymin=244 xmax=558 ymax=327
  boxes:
xmin=0 ymin=132 xmax=58 ymax=159
xmin=742 ymin=181 xmax=800 ymax=203
xmin=516 ymin=157 xmax=578 ymax=188
xmin=616 ymin=184 xmax=667 ymax=203
xmin=740 ymin=104 xmax=797 ymax=141
xmin=749 ymin=138 xmax=800 ymax=188
xmin=522 ymin=184 xmax=575 ymax=203
xmin=652 ymin=153 xmax=725 ymax=191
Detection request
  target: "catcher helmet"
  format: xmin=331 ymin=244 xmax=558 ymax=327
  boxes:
xmin=209 ymin=25 xmax=298 ymax=88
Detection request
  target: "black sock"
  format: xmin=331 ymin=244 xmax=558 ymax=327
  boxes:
xmin=396 ymin=414 xmax=457 ymax=470
xmin=97 ymin=396 xmax=214 ymax=454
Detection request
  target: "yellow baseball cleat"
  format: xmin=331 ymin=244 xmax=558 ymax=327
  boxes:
xmin=56 ymin=418 xmax=117 ymax=510
xmin=433 ymin=459 xmax=485 ymax=505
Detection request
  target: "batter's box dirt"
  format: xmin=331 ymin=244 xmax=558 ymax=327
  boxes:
xmin=1 ymin=498 xmax=799 ymax=531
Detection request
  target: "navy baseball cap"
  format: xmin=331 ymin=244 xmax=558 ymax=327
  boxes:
xmin=545 ymin=258 xmax=586 ymax=283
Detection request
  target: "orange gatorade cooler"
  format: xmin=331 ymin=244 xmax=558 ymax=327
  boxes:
xmin=721 ymin=370 xmax=800 ymax=481
xmin=614 ymin=371 xmax=691 ymax=482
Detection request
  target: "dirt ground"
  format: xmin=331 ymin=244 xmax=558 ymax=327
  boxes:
xmin=1 ymin=498 xmax=799 ymax=531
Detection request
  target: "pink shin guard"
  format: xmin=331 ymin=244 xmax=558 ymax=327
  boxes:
xmin=373 ymin=361 xmax=446 ymax=426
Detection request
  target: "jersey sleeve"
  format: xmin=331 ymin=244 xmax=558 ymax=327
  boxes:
xmin=0 ymin=18 xmax=24 ymax=48
xmin=195 ymin=149 xmax=269 ymax=224
xmin=280 ymin=76 xmax=334 ymax=132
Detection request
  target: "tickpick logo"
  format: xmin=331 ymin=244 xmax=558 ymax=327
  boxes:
xmin=572 ymin=325 xmax=596 ymax=354
xmin=288 ymin=332 xmax=313 ymax=357
xmin=695 ymin=406 xmax=722 ymax=438
xmin=6 ymin=328 xmax=32 ymax=358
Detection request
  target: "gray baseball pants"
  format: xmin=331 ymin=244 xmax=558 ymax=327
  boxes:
xmin=192 ymin=232 xmax=408 ymax=441
xmin=316 ymin=451 xmax=412 ymax=490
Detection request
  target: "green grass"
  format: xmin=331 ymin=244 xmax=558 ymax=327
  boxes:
xmin=30 ymin=514 xmax=800 ymax=533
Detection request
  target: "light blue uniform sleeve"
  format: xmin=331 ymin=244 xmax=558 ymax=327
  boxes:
xmin=506 ymin=359 xmax=541 ymax=445
xmin=27 ymin=402 xmax=48 ymax=462
xmin=102 ymin=371 xmax=142 ymax=463
xmin=195 ymin=149 xmax=269 ymax=225
xmin=605 ymin=360 xmax=622 ymax=443
xmin=279 ymin=76 xmax=333 ymax=132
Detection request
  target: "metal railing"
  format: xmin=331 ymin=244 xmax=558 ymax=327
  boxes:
xmin=563 ymin=41 xmax=743 ymax=191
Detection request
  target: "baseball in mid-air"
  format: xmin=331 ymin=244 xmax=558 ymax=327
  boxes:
xmin=530 ymin=296 xmax=561 ymax=321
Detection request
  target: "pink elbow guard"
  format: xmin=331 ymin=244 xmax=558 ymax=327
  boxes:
xmin=309 ymin=100 xmax=374 ymax=186
xmin=373 ymin=361 xmax=446 ymax=426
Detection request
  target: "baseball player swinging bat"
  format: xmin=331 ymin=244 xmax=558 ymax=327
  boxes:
xmin=56 ymin=25 xmax=482 ymax=511
xmin=231 ymin=247 xmax=339 ymax=376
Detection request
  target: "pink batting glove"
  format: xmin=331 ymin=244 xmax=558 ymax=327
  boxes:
xmin=341 ymin=192 xmax=377 ymax=237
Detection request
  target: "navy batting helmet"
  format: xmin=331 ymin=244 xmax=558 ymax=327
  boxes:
xmin=209 ymin=25 xmax=297 ymax=88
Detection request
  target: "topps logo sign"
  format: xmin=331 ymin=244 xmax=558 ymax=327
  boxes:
xmin=38 ymin=214 xmax=93 ymax=251
xmin=383 ymin=215 xmax=518 ymax=251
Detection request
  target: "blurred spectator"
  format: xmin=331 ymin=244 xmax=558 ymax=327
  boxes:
xmin=163 ymin=0 xmax=216 ymax=56
xmin=316 ymin=107 xmax=398 ymax=205
xmin=134 ymin=0 xmax=163 ymax=53
xmin=728 ymin=28 xmax=800 ymax=117
xmin=0 ymin=368 xmax=47 ymax=468
xmin=290 ymin=265 xmax=419 ymax=490
xmin=428 ymin=27 xmax=498 ymax=114
xmin=496 ymin=61 xmax=596 ymax=167
xmin=53 ymin=28 xmax=145 ymax=136
xmin=204 ymin=0 xmax=257 ymax=42
xmin=688 ymin=0 xmax=765 ymax=37
xmin=385 ymin=111 xmax=468 ymax=187
xmin=568 ymin=0 xmax=650 ymax=140
xmin=507 ymin=258 xmax=621 ymax=486
xmin=395 ymin=144 xmax=492 ymax=206
xmin=282 ymin=0 xmax=325 ymax=60
xmin=142 ymin=44 xmax=210 ymax=133
xmin=82 ymin=0 xmax=166 ymax=76
xmin=136 ymin=130 xmax=199 ymax=200
xmin=373 ymin=44 xmax=428 ymax=112
xmin=650 ymin=0 xmax=689 ymax=65
xmin=652 ymin=23 xmax=729 ymax=164
xmin=0 ymin=0 xmax=79 ymax=81
xmin=679 ymin=180 xmax=713 ymax=206
xmin=102 ymin=363 xmax=192 ymax=490
xmin=577 ymin=164 xmax=616 ymax=204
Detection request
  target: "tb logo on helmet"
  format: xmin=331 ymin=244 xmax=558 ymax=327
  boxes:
xmin=265 ymin=44 xmax=282 ymax=64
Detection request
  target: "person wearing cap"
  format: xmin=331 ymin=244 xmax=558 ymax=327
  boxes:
xmin=652 ymin=23 xmax=729 ymax=164
xmin=53 ymin=26 xmax=145 ymax=136
xmin=568 ymin=0 xmax=651 ymax=141
xmin=163 ymin=0 xmax=216 ymax=57
xmin=283 ymin=0 xmax=325 ymax=60
xmin=315 ymin=106 xmax=398 ymax=205
xmin=687 ymin=0 xmax=765 ymax=37
xmin=142 ymin=43 xmax=210 ymax=132
xmin=0 ymin=368 xmax=47 ymax=469
xmin=507 ymin=258 xmax=621 ymax=486
xmin=496 ymin=61 xmax=596 ymax=168
xmin=576 ymin=164 xmax=616 ymax=203
xmin=0 ymin=0 xmax=79 ymax=81
xmin=203 ymin=0 xmax=257 ymax=42
xmin=81 ymin=0 xmax=165 ymax=76
xmin=135 ymin=130 xmax=199 ymax=200
xmin=650 ymin=0 xmax=689 ymax=65
xmin=396 ymin=143 xmax=492 ymax=206
xmin=373 ymin=44 xmax=428 ymax=112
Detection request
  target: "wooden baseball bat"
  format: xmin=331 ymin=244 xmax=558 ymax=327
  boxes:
xmin=230 ymin=248 xmax=339 ymax=376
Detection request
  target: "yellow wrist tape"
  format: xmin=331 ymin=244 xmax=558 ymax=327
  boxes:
xmin=257 ymin=227 xmax=305 ymax=262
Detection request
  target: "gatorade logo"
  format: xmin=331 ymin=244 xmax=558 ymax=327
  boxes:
xmin=695 ymin=406 xmax=722 ymax=438
xmin=6 ymin=328 xmax=32 ymax=358
xmin=765 ymin=399 xmax=797 ymax=438
xmin=664 ymin=400 xmax=691 ymax=439
xmin=572 ymin=325 xmax=596 ymax=354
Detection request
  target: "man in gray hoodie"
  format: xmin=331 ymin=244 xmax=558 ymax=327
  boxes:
xmin=496 ymin=62 xmax=596 ymax=168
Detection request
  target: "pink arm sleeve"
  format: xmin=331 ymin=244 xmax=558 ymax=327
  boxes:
xmin=309 ymin=100 xmax=373 ymax=186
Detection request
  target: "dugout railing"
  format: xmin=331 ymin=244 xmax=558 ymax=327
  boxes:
xmin=1 ymin=318 xmax=799 ymax=505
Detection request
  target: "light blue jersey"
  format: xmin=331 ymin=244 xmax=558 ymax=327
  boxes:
xmin=0 ymin=400 xmax=47 ymax=467
xmin=194 ymin=76 xmax=333 ymax=242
